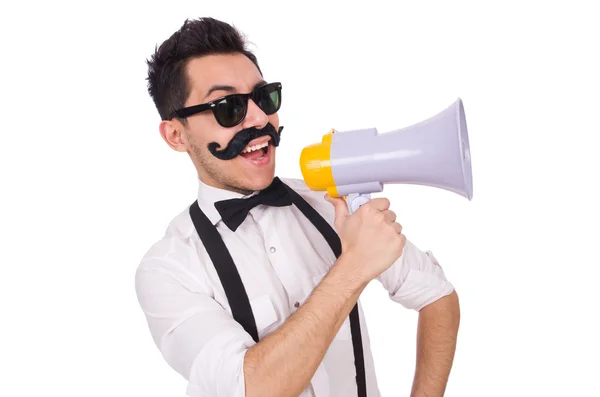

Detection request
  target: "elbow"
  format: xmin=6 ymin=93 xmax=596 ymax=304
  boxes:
xmin=243 ymin=345 xmax=272 ymax=397
xmin=243 ymin=347 xmax=258 ymax=397
xmin=243 ymin=344 xmax=298 ymax=397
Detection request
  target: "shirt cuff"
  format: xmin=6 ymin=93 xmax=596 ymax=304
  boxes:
xmin=186 ymin=328 xmax=253 ymax=397
xmin=388 ymin=249 xmax=455 ymax=311
xmin=389 ymin=266 xmax=455 ymax=311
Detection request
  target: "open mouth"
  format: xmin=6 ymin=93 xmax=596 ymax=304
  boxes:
xmin=240 ymin=141 xmax=270 ymax=163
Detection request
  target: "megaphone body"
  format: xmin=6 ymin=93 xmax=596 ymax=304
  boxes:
xmin=300 ymin=98 xmax=473 ymax=212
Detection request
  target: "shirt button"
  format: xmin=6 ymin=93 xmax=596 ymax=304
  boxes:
xmin=269 ymin=246 xmax=276 ymax=253
xmin=294 ymin=301 xmax=300 ymax=308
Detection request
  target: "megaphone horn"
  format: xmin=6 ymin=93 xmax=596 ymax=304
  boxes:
xmin=299 ymin=98 xmax=473 ymax=213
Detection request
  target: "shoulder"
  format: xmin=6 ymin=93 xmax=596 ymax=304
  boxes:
xmin=146 ymin=204 xmax=197 ymax=258
xmin=135 ymin=203 xmax=204 ymax=282
xmin=280 ymin=177 xmax=336 ymax=226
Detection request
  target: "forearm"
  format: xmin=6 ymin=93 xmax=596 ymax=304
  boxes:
xmin=244 ymin=253 xmax=367 ymax=397
xmin=411 ymin=290 xmax=460 ymax=397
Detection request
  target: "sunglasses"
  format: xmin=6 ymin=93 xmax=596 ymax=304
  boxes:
xmin=168 ymin=82 xmax=282 ymax=128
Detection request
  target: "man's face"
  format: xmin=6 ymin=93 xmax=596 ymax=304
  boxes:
xmin=161 ymin=53 xmax=281 ymax=194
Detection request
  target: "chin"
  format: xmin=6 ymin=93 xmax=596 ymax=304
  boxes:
xmin=225 ymin=170 xmax=275 ymax=194
xmin=246 ymin=170 xmax=276 ymax=191
xmin=229 ymin=145 xmax=277 ymax=192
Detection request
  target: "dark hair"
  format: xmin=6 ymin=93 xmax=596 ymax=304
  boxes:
xmin=146 ymin=17 xmax=261 ymax=121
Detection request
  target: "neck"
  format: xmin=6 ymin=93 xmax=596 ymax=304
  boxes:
xmin=226 ymin=185 xmax=254 ymax=196
xmin=197 ymin=174 xmax=256 ymax=196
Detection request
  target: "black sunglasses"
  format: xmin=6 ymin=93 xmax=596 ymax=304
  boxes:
xmin=168 ymin=82 xmax=282 ymax=128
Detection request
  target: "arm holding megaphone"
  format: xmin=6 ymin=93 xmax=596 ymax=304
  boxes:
xmin=298 ymin=99 xmax=468 ymax=396
xmin=299 ymin=98 xmax=473 ymax=212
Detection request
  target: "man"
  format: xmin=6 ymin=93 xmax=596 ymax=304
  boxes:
xmin=135 ymin=17 xmax=460 ymax=397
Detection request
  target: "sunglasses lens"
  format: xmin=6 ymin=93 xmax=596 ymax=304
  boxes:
xmin=210 ymin=83 xmax=282 ymax=127
xmin=256 ymin=84 xmax=281 ymax=115
xmin=213 ymin=96 xmax=246 ymax=127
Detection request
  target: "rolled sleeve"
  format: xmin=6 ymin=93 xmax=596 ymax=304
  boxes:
xmin=135 ymin=238 xmax=255 ymax=397
xmin=376 ymin=239 xmax=454 ymax=311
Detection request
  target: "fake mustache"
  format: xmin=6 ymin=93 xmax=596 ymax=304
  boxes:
xmin=207 ymin=123 xmax=283 ymax=160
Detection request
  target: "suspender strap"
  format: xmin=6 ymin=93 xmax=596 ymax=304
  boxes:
xmin=189 ymin=181 xmax=367 ymax=396
xmin=283 ymin=185 xmax=367 ymax=397
xmin=190 ymin=201 xmax=260 ymax=343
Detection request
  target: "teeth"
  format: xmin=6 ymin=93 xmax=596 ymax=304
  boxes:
xmin=243 ymin=141 xmax=269 ymax=153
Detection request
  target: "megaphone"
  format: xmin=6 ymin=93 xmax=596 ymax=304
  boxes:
xmin=299 ymin=98 xmax=473 ymax=213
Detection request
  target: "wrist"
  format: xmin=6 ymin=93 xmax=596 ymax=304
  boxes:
xmin=329 ymin=252 xmax=370 ymax=291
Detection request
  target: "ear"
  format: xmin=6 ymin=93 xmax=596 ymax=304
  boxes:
xmin=159 ymin=120 xmax=187 ymax=152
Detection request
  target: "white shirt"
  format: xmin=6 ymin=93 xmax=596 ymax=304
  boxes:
xmin=135 ymin=177 xmax=454 ymax=397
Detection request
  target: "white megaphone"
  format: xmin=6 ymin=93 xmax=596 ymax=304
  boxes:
xmin=299 ymin=98 xmax=473 ymax=213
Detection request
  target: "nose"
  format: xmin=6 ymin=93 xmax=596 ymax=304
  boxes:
xmin=241 ymin=98 xmax=269 ymax=130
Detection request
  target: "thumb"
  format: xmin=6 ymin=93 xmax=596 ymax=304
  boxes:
xmin=324 ymin=193 xmax=350 ymax=229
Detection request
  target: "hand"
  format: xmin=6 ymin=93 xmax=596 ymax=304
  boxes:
xmin=325 ymin=194 xmax=406 ymax=283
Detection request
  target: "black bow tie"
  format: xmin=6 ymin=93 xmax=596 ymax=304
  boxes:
xmin=214 ymin=177 xmax=293 ymax=231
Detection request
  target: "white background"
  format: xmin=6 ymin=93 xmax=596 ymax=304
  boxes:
xmin=1 ymin=0 xmax=599 ymax=396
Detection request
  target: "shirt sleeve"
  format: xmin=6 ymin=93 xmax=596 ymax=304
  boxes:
xmin=135 ymin=237 xmax=255 ymax=397
xmin=376 ymin=239 xmax=455 ymax=311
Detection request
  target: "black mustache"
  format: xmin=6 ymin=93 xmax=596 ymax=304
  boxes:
xmin=208 ymin=123 xmax=283 ymax=160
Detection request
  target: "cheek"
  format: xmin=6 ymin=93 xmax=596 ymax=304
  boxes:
xmin=212 ymin=131 xmax=238 ymax=149
xmin=186 ymin=134 xmax=203 ymax=157
xmin=186 ymin=121 xmax=232 ymax=149
xmin=184 ymin=128 xmax=201 ymax=148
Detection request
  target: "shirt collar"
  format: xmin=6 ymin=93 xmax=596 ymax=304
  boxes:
xmin=196 ymin=176 xmax=259 ymax=225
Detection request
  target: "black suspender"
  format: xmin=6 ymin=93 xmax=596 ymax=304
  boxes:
xmin=189 ymin=201 xmax=260 ymax=343
xmin=282 ymin=184 xmax=367 ymax=397
xmin=189 ymin=181 xmax=367 ymax=397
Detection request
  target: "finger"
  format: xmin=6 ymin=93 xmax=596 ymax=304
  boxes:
xmin=391 ymin=222 xmax=403 ymax=234
xmin=324 ymin=193 xmax=350 ymax=224
xmin=383 ymin=210 xmax=396 ymax=223
xmin=366 ymin=197 xmax=391 ymax=212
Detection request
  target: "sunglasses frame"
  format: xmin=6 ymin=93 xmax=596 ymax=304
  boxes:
xmin=168 ymin=82 xmax=282 ymax=128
